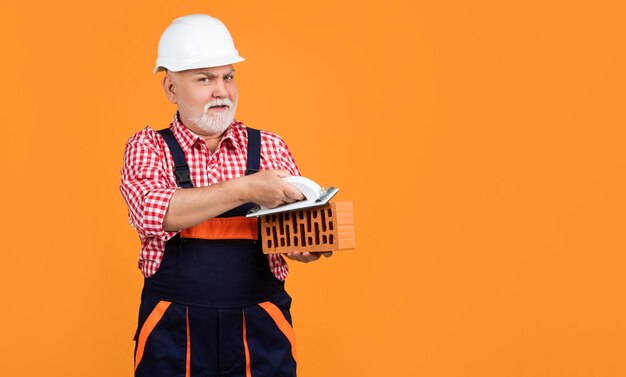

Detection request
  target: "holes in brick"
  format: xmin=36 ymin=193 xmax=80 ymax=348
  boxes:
xmin=267 ymin=240 xmax=272 ymax=249
xmin=286 ymin=223 xmax=291 ymax=247
xmin=321 ymin=208 xmax=327 ymax=232
xmin=300 ymin=224 xmax=306 ymax=246
xmin=266 ymin=227 xmax=271 ymax=236
xmin=306 ymin=210 xmax=312 ymax=233
xmin=329 ymin=220 xmax=334 ymax=231
xmin=323 ymin=235 xmax=327 ymax=244
xmin=278 ymin=214 xmax=285 ymax=235
xmin=272 ymin=226 xmax=279 ymax=250
xmin=314 ymin=222 xmax=320 ymax=244
xmin=329 ymin=234 xmax=334 ymax=244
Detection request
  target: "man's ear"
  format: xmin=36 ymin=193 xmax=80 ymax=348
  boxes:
xmin=162 ymin=74 xmax=178 ymax=104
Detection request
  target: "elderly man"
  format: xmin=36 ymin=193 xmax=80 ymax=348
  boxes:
xmin=120 ymin=14 xmax=330 ymax=377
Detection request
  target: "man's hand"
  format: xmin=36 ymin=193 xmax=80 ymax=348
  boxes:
xmin=242 ymin=170 xmax=305 ymax=208
xmin=284 ymin=251 xmax=333 ymax=263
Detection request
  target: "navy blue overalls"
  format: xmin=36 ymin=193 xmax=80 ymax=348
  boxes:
xmin=133 ymin=127 xmax=297 ymax=377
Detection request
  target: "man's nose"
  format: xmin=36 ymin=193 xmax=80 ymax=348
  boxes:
xmin=212 ymin=79 xmax=228 ymax=98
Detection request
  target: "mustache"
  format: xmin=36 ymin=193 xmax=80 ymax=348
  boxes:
xmin=203 ymin=98 xmax=234 ymax=111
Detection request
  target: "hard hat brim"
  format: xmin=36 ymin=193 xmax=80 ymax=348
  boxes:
xmin=154 ymin=55 xmax=245 ymax=74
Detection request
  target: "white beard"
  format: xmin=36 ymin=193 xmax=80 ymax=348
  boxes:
xmin=189 ymin=98 xmax=237 ymax=135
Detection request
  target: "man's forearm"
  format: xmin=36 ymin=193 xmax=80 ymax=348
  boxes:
xmin=162 ymin=170 xmax=305 ymax=232
xmin=162 ymin=178 xmax=247 ymax=232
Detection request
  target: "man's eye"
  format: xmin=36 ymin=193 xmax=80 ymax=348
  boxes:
xmin=225 ymin=75 xmax=234 ymax=81
xmin=199 ymin=77 xmax=210 ymax=83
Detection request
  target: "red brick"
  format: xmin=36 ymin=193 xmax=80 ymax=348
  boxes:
xmin=260 ymin=201 xmax=355 ymax=254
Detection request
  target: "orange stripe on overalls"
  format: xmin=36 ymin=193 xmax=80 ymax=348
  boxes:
xmin=185 ymin=307 xmax=191 ymax=377
xmin=134 ymin=301 xmax=172 ymax=371
xmin=242 ymin=311 xmax=252 ymax=377
xmin=181 ymin=216 xmax=259 ymax=240
xmin=258 ymin=301 xmax=298 ymax=362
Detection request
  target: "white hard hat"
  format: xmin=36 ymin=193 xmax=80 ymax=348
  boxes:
xmin=154 ymin=14 xmax=245 ymax=74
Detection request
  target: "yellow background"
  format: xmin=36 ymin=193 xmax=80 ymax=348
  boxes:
xmin=1 ymin=0 xmax=625 ymax=376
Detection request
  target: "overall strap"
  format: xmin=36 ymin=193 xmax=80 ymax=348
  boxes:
xmin=246 ymin=127 xmax=261 ymax=175
xmin=157 ymin=128 xmax=193 ymax=188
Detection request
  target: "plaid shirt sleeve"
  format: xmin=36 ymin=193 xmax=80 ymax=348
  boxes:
xmin=120 ymin=126 xmax=178 ymax=242
xmin=277 ymin=138 xmax=300 ymax=176
xmin=260 ymin=130 xmax=301 ymax=176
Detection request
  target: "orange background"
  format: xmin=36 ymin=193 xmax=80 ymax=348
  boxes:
xmin=1 ymin=0 xmax=625 ymax=376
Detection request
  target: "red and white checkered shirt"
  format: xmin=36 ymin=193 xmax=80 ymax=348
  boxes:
xmin=120 ymin=113 xmax=300 ymax=279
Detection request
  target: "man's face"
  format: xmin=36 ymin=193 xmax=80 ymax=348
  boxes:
xmin=163 ymin=65 xmax=238 ymax=135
